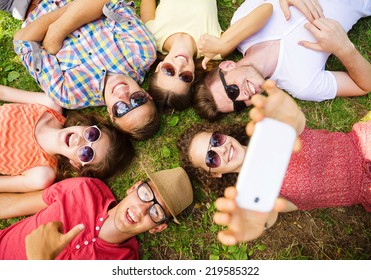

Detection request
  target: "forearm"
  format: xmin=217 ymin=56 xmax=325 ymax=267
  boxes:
xmin=140 ymin=0 xmax=156 ymax=23
xmin=336 ymin=45 xmax=371 ymax=93
xmin=0 ymin=191 xmax=46 ymax=220
xmin=220 ymin=4 xmax=272 ymax=57
xmin=46 ymin=0 xmax=109 ymax=44
xmin=14 ymin=6 xmax=67 ymax=42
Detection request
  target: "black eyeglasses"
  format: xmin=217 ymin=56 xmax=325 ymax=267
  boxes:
xmin=160 ymin=62 xmax=194 ymax=83
xmin=112 ymin=91 xmax=148 ymax=118
xmin=205 ymin=131 xmax=227 ymax=173
xmin=137 ymin=182 xmax=168 ymax=224
xmin=219 ymin=69 xmax=246 ymax=112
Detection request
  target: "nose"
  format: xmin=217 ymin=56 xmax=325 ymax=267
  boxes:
xmin=112 ymin=84 xmax=130 ymax=100
xmin=213 ymin=145 xmax=227 ymax=158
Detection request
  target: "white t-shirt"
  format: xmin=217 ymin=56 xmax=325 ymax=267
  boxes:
xmin=145 ymin=0 xmax=222 ymax=59
xmin=231 ymin=0 xmax=371 ymax=101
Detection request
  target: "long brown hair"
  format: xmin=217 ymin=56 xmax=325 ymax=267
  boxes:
xmin=56 ymin=111 xmax=135 ymax=182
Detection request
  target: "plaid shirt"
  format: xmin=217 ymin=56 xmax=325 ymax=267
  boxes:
xmin=14 ymin=0 xmax=156 ymax=109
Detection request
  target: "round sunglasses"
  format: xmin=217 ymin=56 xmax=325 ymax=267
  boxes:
xmin=160 ymin=62 xmax=194 ymax=83
xmin=218 ymin=69 xmax=247 ymax=112
xmin=205 ymin=131 xmax=227 ymax=172
xmin=76 ymin=125 xmax=101 ymax=166
xmin=112 ymin=91 xmax=148 ymax=118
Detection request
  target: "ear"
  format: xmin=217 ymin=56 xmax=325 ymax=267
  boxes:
xmin=149 ymin=223 xmax=168 ymax=234
xmin=126 ymin=180 xmax=143 ymax=195
xmin=211 ymin=172 xmax=222 ymax=178
xmin=219 ymin=60 xmax=236 ymax=71
xmin=69 ymin=159 xmax=81 ymax=169
xmin=154 ymin=62 xmax=162 ymax=73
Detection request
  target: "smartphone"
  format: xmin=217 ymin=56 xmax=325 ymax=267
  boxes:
xmin=235 ymin=117 xmax=296 ymax=212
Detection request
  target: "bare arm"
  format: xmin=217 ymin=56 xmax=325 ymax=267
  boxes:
xmin=140 ymin=0 xmax=156 ymax=23
xmin=299 ymin=18 xmax=371 ymax=96
xmin=0 ymin=189 xmax=47 ymax=220
xmin=198 ymin=3 xmax=273 ymax=69
xmin=0 ymin=85 xmax=62 ymax=113
xmin=43 ymin=0 xmax=110 ymax=54
xmin=0 ymin=166 xmax=56 ymax=194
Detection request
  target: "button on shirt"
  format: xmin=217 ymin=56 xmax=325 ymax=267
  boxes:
xmin=14 ymin=0 xmax=157 ymax=109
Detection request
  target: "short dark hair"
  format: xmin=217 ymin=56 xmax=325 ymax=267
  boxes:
xmin=177 ymin=123 xmax=249 ymax=193
xmin=57 ymin=111 xmax=135 ymax=182
xmin=192 ymin=68 xmax=223 ymax=121
xmin=148 ymin=72 xmax=192 ymax=111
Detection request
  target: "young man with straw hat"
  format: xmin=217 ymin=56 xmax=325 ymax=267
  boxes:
xmin=0 ymin=167 xmax=193 ymax=260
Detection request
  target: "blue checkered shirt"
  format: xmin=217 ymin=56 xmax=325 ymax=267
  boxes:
xmin=14 ymin=0 xmax=156 ymax=109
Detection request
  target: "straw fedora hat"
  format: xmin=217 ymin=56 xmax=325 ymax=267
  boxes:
xmin=143 ymin=166 xmax=193 ymax=224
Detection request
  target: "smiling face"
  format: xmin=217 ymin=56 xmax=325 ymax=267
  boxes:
xmin=188 ymin=132 xmax=246 ymax=176
xmin=111 ymin=180 xmax=171 ymax=236
xmin=154 ymin=53 xmax=195 ymax=95
xmin=210 ymin=62 xmax=265 ymax=113
xmin=57 ymin=126 xmax=109 ymax=168
xmin=104 ymin=74 xmax=157 ymax=134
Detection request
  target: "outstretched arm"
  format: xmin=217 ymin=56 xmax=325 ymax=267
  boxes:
xmin=198 ymin=3 xmax=273 ymax=69
xmin=140 ymin=0 xmax=156 ymax=23
xmin=0 ymin=85 xmax=62 ymax=113
xmin=299 ymin=18 xmax=371 ymax=96
xmin=26 ymin=221 xmax=85 ymax=260
xmin=0 ymin=189 xmax=47 ymax=220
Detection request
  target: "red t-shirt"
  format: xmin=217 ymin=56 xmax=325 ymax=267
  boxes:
xmin=0 ymin=177 xmax=139 ymax=260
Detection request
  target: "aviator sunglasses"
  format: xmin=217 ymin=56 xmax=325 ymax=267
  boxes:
xmin=112 ymin=91 xmax=148 ymax=118
xmin=219 ymin=69 xmax=247 ymax=112
xmin=160 ymin=62 xmax=194 ymax=83
xmin=205 ymin=131 xmax=227 ymax=173
xmin=137 ymin=181 xmax=168 ymax=224
xmin=77 ymin=125 xmax=101 ymax=166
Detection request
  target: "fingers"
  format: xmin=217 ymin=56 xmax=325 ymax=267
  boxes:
xmin=279 ymin=0 xmax=291 ymax=20
xmin=63 ymin=224 xmax=85 ymax=245
xmin=202 ymin=57 xmax=211 ymax=70
xmin=293 ymin=137 xmax=302 ymax=152
xmin=215 ymin=196 xmax=238 ymax=213
xmin=224 ymin=186 xmax=237 ymax=199
xmin=218 ymin=230 xmax=238 ymax=246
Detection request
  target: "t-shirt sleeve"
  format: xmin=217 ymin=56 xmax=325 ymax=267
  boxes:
xmin=289 ymin=70 xmax=337 ymax=102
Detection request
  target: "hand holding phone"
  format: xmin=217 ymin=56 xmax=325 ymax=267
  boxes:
xmin=236 ymin=117 xmax=296 ymax=212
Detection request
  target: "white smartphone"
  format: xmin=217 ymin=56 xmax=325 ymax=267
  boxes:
xmin=235 ymin=117 xmax=297 ymax=212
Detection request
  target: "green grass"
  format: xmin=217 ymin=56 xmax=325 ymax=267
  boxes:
xmin=0 ymin=1 xmax=370 ymax=260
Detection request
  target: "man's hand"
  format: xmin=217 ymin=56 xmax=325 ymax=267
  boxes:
xmin=25 ymin=221 xmax=85 ymax=260
xmin=42 ymin=23 xmax=65 ymax=54
xmin=279 ymin=0 xmax=324 ymax=22
xmin=299 ymin=18 xmax=354 ymax=58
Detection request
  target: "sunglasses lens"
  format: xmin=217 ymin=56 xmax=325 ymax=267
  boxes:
xmin=130 ymin=92 xmax=148 ymax=107
xmin=77 ymin=146 xmax=95 ymax=163
xmin=226 ymin=84 xmax=240 ymax=101
xmin=113 ymin=101 xmax=130 ymax=118
xmin=179 ymin=71 xmax=194 ymax=83
xmin=210 ymin=132 xmax=227 ymax=147
xmin=83 ymin=126 xmax=101 ymax=143
xmin=161 ymin=63 xmax=175 ymax=76
xmin=205 ymin=150 xmax=221 ymax=168
xmin=234 ymin=101 xmax=247 ymax=112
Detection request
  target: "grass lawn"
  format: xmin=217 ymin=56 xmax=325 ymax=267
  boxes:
xmin=0 ymin=0 xmax=370 ymax=260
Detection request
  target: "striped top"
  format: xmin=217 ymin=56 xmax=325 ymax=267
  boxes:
xmin=14 ymin=0 xmax=157 ymax=109
xmin=0 ymin=103 xmax=66 ymax=175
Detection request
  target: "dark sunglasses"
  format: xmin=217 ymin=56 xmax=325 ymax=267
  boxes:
xmin=77 ymin=125 xmax=101 ymax=166
xmin=112 ymin=91 xmax=148 ymax=118
xmin=137 ymin=182 xmax=168 ymax=224
xmin=205 ymin=131 xmax=227 ymax=173
xmin=219 ymin=69 xmax=247 ymax=112
xmin=160 ymin=62 xmax=194 ymax=83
